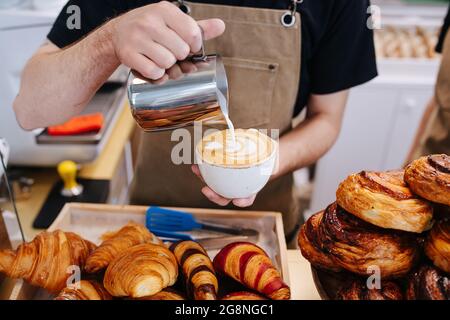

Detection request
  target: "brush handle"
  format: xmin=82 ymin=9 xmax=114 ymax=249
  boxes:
xmin=199 ymin=222 xmax=243 ymax=235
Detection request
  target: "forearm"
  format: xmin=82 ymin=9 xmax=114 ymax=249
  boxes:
xmin=13 ymin=22 xmax=119 ymax=130
xmin=273 ymin=91 xmax=348 ymax=179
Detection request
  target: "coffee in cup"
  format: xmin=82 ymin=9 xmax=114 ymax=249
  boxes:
xmin=195 ymin=129 xmax=278 ymax=199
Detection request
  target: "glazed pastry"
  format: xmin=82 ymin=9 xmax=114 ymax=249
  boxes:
xmin=170 ymin=240 xmax=218 ymax=300
xmin=85 ymin=222 xmax=161 ymax=273
xmin=336 ymin=170 xmax=433 ymax=233
xmin=222 ymin=291 xmax=267 ymax=300
xmin=425 ymin=219 xmax=450 ymax=273
xmin=213 ymin=242 xmax=290 ymax=300
xmin=103 ymin=243 xmax=178 ymax=298
xmin=298 ymin=211 xmax=342 ymax=272
xmin=55 ymin=280 xmax=112 ymax=300
xmin=406 ymin=265 xmax=449 ymax=300
xmin=405 ymin=154 xmax=450 ymax=206
xmin=133 ymin=288 xmax=186 ymax=300
xmin=337 ymin=279 xmax=403 ymax=300
xmin=318 ymin=203 xmax=419 ymax=278
xmin=0 ymin=230 xmax=95 ymax=293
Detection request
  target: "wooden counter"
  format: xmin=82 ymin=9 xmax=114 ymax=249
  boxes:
xmin=1 ymin=105 xmax=135 ymax=240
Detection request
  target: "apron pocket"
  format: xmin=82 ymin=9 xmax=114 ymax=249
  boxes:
xmin=222 ymin=57 xmax=279 ymax=128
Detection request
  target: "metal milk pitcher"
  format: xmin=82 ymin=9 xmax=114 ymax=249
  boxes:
xmin=127 ymin=45 xmax=229 ymax=132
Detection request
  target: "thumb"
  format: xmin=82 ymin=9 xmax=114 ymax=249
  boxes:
xmin=197 ymin=18 xmax=225 ymax=40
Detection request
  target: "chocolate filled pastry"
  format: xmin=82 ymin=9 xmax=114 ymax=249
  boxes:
xmin=222 ymin=291 xmax=267 ymax=300
xmin=318 ymin=203 xmax=419 ymax=278
xmin=336 ymin=170 xmax=433 ymax=233
xmin=0 ymin=230 xmax=96 ymax=293
xmin=298 ymin=211 xmax=342 ymax=272
xmin=85 ymin=222 xmax=161 ymax=273
xmin=406 ymin=265 xmax=449 ymax=300
xmin=425 ymin=219 xmax=450 ymax=273
xmin=337 ymin=279 xmax=403 ymax=300
xmin=405 ymin=154 xmax=450 ymax=206
xmin=170 ymin=240 xmax=218 ymax=300
xmin=213 ymin=242 xmax=290 ymax=300
xmin=55 ymin=280 xmax=112 ymax=300
xmin=103 ymin=243 xmax=178 ymax=298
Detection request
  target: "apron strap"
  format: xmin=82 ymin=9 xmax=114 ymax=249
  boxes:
xmin=176 ymin=0 xmax=302 ymax=28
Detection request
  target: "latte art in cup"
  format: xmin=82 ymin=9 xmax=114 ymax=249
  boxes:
xmin=197 ymin=129 xmax=277 ymax=168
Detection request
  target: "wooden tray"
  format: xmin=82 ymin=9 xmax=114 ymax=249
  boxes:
xmin=7 ymin=203 xmax=289 ymax=300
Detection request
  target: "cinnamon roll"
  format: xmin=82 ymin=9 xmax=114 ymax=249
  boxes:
xmin=298 ymin=211 xmax=342 ymax=272
xmin=336 ymin=170 xmax=433 ymax=233
xmin=405 ymin=154 xmax=450 ymax=206
xmin=406 ymin=265 xmax=449 ymax=300
xmin=318 ymin=203 xmax=419 ymax=278
xmin=425 ymin=219 xmax=450 ymax=273
xmin=337 ymin=279 xmax=403 ymax=300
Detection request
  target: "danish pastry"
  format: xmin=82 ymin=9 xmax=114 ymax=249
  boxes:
xmin=318 ymin=203 xmax=419 ymax=278
xmin=336 ymin=170 xmax=433 ymax=233
xmin=298 ymin=211 xmax=342 ymax=272
xmin=424 ymin=219 xmax=450 ymax=273
xmin=406 ymin=265 xmax=449 ymax=300
xmin=405 ymin=154 xmax=450 ymax=206
xmin=337 ymin=279 xmax=403 ymax=300
xmin=133 ymin=288 xmax=186 ymax=300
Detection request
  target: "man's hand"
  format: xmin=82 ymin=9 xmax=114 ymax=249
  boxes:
xmin=191 ymin=165 xmax=257 ymax=207
xmin=110 ymin=1 xmax=225 ymax=80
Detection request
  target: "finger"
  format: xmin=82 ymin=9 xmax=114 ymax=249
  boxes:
xmin=179 ymin=61 xmax=198 ymax=74
xmin=129 ymin=53 xmax=165 ymax=80
xmin=191 ymin=165 xmax=205 ymax=183
xmin=161 ymin=4 xmax=203 ymax=52
xmin=201 ymin=186 xmax=231 ymax=206
xmin=151 ymin=73 xmax=169 ymax=85
xmin=197 ymin=19 xmax=226 ymax=40
xmin=232 ymin=195 xmax=257 ymax=208
xmin=166 ymin=63 xmax=183 ymax=80
xmin=152 ymin=26 xmax=191 ymax=61
xmin=139 ymin=42 xmax=177 ymax=69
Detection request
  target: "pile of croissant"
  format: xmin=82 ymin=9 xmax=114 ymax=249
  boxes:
xmin=0 ymin=221 xmax=290 ymax=300
xmin=299 ymin=154 xmax=449 ymax=300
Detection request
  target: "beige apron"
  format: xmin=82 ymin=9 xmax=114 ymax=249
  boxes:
xmin=412 ymin=30 xmax=450 ymax=158
xmin=129 ymin=1 xmax=302 ymax=237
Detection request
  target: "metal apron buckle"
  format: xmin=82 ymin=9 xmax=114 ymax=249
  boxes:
xmin=176 ymin=0 xmax=302 ymax=28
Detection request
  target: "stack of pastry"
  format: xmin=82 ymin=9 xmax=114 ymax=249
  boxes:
xmin=0 ymin=221 xmax=289 ymax=300
xmin=299 ymin=154 xmax=449 ymax=300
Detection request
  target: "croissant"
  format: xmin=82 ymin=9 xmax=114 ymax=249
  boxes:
xmin=317 ymin=203 xmax=419 ymax=278
xmin=405 ymin=154 xmax=450 ymax=206
xmin=336 ymin=170 xmax=433 ymax=233
xmin=406 ymin=265 xmax=449 ymax=300
xmin=103 ymin=243 xmax=178 ymax=298
xmin=133 ymin=288 xmax=186 ymax=300
xmin=424 ymin=219 xmax=450 ymax=273
xmin=85 ymin=222 xmax=161 ymax=273
xmin=213 ymin=242 xmax=290 ymax=300
xmin=298 ymin=211 xmax=342 ymax=272
xmin=337 ymin=279 xmax=403 ymax=300
xmin=55 ymin=280 xmax=112 ymax=300
xmin=222 ymin=292 xmax=267 ymax=300
xmin=169 ymin=240 xmax=218 ymax=300
xmin=0 ymin=230 xmax=95 ymax=293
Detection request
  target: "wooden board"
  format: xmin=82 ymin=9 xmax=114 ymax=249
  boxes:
xmin=8 ymin=203 xmax=289 ymax=300
xmin=0 ymin=211 xmax=11 ymax=295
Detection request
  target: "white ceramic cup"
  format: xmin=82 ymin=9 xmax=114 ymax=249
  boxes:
xmin=195 ymin=138 xmax=278 ymax=199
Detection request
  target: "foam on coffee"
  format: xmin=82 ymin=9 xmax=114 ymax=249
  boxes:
xmin=197 ymin=129 xmax=276 ymax=168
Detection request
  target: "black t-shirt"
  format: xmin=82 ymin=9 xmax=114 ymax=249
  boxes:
xmin=48 ymin=0 xmax=378 ymax=116
xmin=436 ymin=4 xmax=450 ymax=53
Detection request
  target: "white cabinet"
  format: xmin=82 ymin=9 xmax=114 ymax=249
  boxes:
xmin=309 ymin=59 xmax=440 ymax=215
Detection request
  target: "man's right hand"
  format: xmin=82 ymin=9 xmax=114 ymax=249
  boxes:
xmin=110 ymin=1 xmax=225 ymax=80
